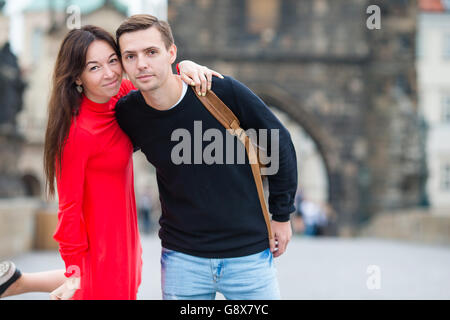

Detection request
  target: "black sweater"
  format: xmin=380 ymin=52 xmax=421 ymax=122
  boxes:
xmin=115 ymin=76 xmax=297 ymax=258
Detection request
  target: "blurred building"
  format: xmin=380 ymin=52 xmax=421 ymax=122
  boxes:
xmin=0 ymin=0 xmax=159 ymax=258
xmin=1 ymin=0 xmax=445 ymax=244
xmin=14 ymin=0 xmax=126 ymax=198
xmin=169 ymin=0 xmax=424 ymax=235
xmin=417 ymin=0 xmax=450 ymax=213
xmin=0 ymin=0 xmax=156 ymax=202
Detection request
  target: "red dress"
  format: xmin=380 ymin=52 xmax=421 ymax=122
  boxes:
xmin=53 ymin=80 xmax=142 ymax=300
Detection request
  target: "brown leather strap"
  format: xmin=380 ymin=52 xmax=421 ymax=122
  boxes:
xmin=195 ymin=88 xmax=241 ymax=132
xmin=193 ymin=87 xmax=273 ymax=240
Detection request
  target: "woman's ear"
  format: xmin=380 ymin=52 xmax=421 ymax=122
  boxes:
xmin=75 ymin=78 xmax=82 ymax=86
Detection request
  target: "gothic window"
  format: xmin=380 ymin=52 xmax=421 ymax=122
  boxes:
xmin=416 ymin=31 xmax=424 ymax=59
xmin=443 ymin=33 xmax=450 ymax=59
xmin=442 ymin=93 xmax=450 ymax=123
xmin=32 ymin=28 xmax=43 ymax=65
xmin=441 ymin=163 xmax=450 ymax=191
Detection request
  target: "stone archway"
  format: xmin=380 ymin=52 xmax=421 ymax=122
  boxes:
xmin=252 ymin=84 xmax=344 ymax=235
xmin=270 ymin=106 xmax=329 ymax=203
xmin=170 ymin=0 xmax=421 ymax=236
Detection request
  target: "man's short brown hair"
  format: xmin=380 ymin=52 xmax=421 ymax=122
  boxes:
xmin=116 ymin=14 xmax=174 ymax=51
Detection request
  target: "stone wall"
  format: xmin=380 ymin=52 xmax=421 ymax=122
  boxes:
xmin=359 ymin=209 xmax=450 ymax=246
xmin=0 ymin=198 xmax=40 ymax=259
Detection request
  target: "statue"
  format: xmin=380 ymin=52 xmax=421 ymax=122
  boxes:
xmin=0 ymin=42 xmax=26 ymax=134
xmin=0 ymin=41 xmax=26 ymax=197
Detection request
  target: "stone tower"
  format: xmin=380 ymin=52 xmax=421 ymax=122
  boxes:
xmin=168 ymin=0 xmax=424 ymax=235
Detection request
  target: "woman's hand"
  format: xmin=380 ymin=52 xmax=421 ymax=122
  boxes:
xmin=178 ymin=60 xmax=224 ymax=96
xmin=49 ymin=276 xmax=80 ymax=300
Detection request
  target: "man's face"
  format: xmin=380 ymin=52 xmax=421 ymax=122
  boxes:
xmin=119 ymin=27 xmax=177 ymax=92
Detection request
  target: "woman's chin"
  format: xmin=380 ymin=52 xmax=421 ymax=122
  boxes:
xmin=106 ymin=84 xmax=121 ymax=97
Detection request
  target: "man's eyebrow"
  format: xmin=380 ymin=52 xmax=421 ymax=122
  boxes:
xmin=122 ymin=46 xmax=160 ymax=55
xmin=144 ymin=46 xmax=159 ymax=51
xmin=86 ymin=52 xmax=117 ymax=65
xmin=121 ymin=50 xmax=135 ymax=55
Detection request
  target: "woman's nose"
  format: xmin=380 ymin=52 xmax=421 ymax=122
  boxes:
xmin=104 ymin=65 xmax=115 ymax=78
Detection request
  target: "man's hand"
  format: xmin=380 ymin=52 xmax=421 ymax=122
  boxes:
xmin=269 ymin=220 xmax=292 ymax=258
xmin=49 ymin=276 xmax=80 ymax=300
xmin=177 ymin=60 xmax=223 ymax=96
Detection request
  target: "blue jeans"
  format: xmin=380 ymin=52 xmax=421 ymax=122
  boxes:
xmin=160 ymin=247 xmax=281 ymax=300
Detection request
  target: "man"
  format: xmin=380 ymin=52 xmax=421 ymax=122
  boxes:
xmin=115 ymin=14 xmax=298 ymax=300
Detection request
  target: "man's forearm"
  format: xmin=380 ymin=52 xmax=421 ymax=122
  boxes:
xmin=266 ymin=128 xmax=298 ymax=220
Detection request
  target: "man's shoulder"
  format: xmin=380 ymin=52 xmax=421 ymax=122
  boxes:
xmin=209 ymin=75 xmax=242 ymax=101
xmin=208 ymin=75 xmax=257 ymax=111
xmin=210 ymin=75 xmax=234 ymax=91
xmin=65 ymin=119 xmax=95 ymax=149
xmin=210 ymin=75 xmax=252 ymax=99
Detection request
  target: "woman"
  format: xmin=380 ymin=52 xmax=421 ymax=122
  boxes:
xmin=0 ymin=25 xmax=220 ymax=300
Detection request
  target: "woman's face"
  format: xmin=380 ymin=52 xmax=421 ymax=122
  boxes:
xmin=76 ymin=40 xmax=122 ymax=103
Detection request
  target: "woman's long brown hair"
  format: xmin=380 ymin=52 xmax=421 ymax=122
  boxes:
xmin=44 ymin=25 xmax=119 ymax=198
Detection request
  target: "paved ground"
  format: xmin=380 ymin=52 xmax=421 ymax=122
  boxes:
xmin=3 ymin=234 xmax=450 ymax=300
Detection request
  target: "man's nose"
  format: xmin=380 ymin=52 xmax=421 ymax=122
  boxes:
xmin=137 ymin=55 xmax=148 ymax=70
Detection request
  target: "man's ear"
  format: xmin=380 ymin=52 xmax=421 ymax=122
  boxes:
xmin=169 ymin=44 xmax=177 ymax=65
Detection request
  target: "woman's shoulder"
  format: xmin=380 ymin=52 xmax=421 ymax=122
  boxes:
xmin=65 ymin=115 xmax=96 ymax=145
xmin=56 ymin=120 xmax=95 ymax=160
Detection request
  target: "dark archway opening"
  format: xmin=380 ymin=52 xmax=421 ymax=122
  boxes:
xmin=22 ymin=174 xmax=41 ymax=197
xmin=265 ymin=102 xmax=338 ymax=236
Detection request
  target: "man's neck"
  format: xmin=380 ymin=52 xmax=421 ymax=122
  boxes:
xmin=141 ymin=74 xmax=183 ymax=111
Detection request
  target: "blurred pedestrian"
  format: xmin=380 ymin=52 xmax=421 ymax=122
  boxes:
xmin=138 ymin=188 xmax=153 ymax=234
xmin=300 ymin=199 xmax=328 ymax=236
xmin=292 ymin=191 xmax=306 ymax=234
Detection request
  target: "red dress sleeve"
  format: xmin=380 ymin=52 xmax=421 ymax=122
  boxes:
xmin=53 ymin=124 xmax=92 ymax=278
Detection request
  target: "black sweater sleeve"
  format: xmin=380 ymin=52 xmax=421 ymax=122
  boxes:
xmin=228 ymin=77 xmax=298 ymax=222
xmin=115 ymin=95 xmax=140 ymax=152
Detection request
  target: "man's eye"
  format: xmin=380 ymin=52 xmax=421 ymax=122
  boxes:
xmin=126 ymin=55 xmax=135 ymax=60
xmin=148 ymin=50 xmax=156 ymax=55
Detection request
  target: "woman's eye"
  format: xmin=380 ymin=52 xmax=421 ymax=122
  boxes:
xmin=90 ymin=66 xmax=99 ymax=71
xmin=110 ymin=58 xmax=118 ymax=63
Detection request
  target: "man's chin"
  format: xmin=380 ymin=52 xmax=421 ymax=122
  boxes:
xmin=136 ymin=82 xmax=159 ymax=92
